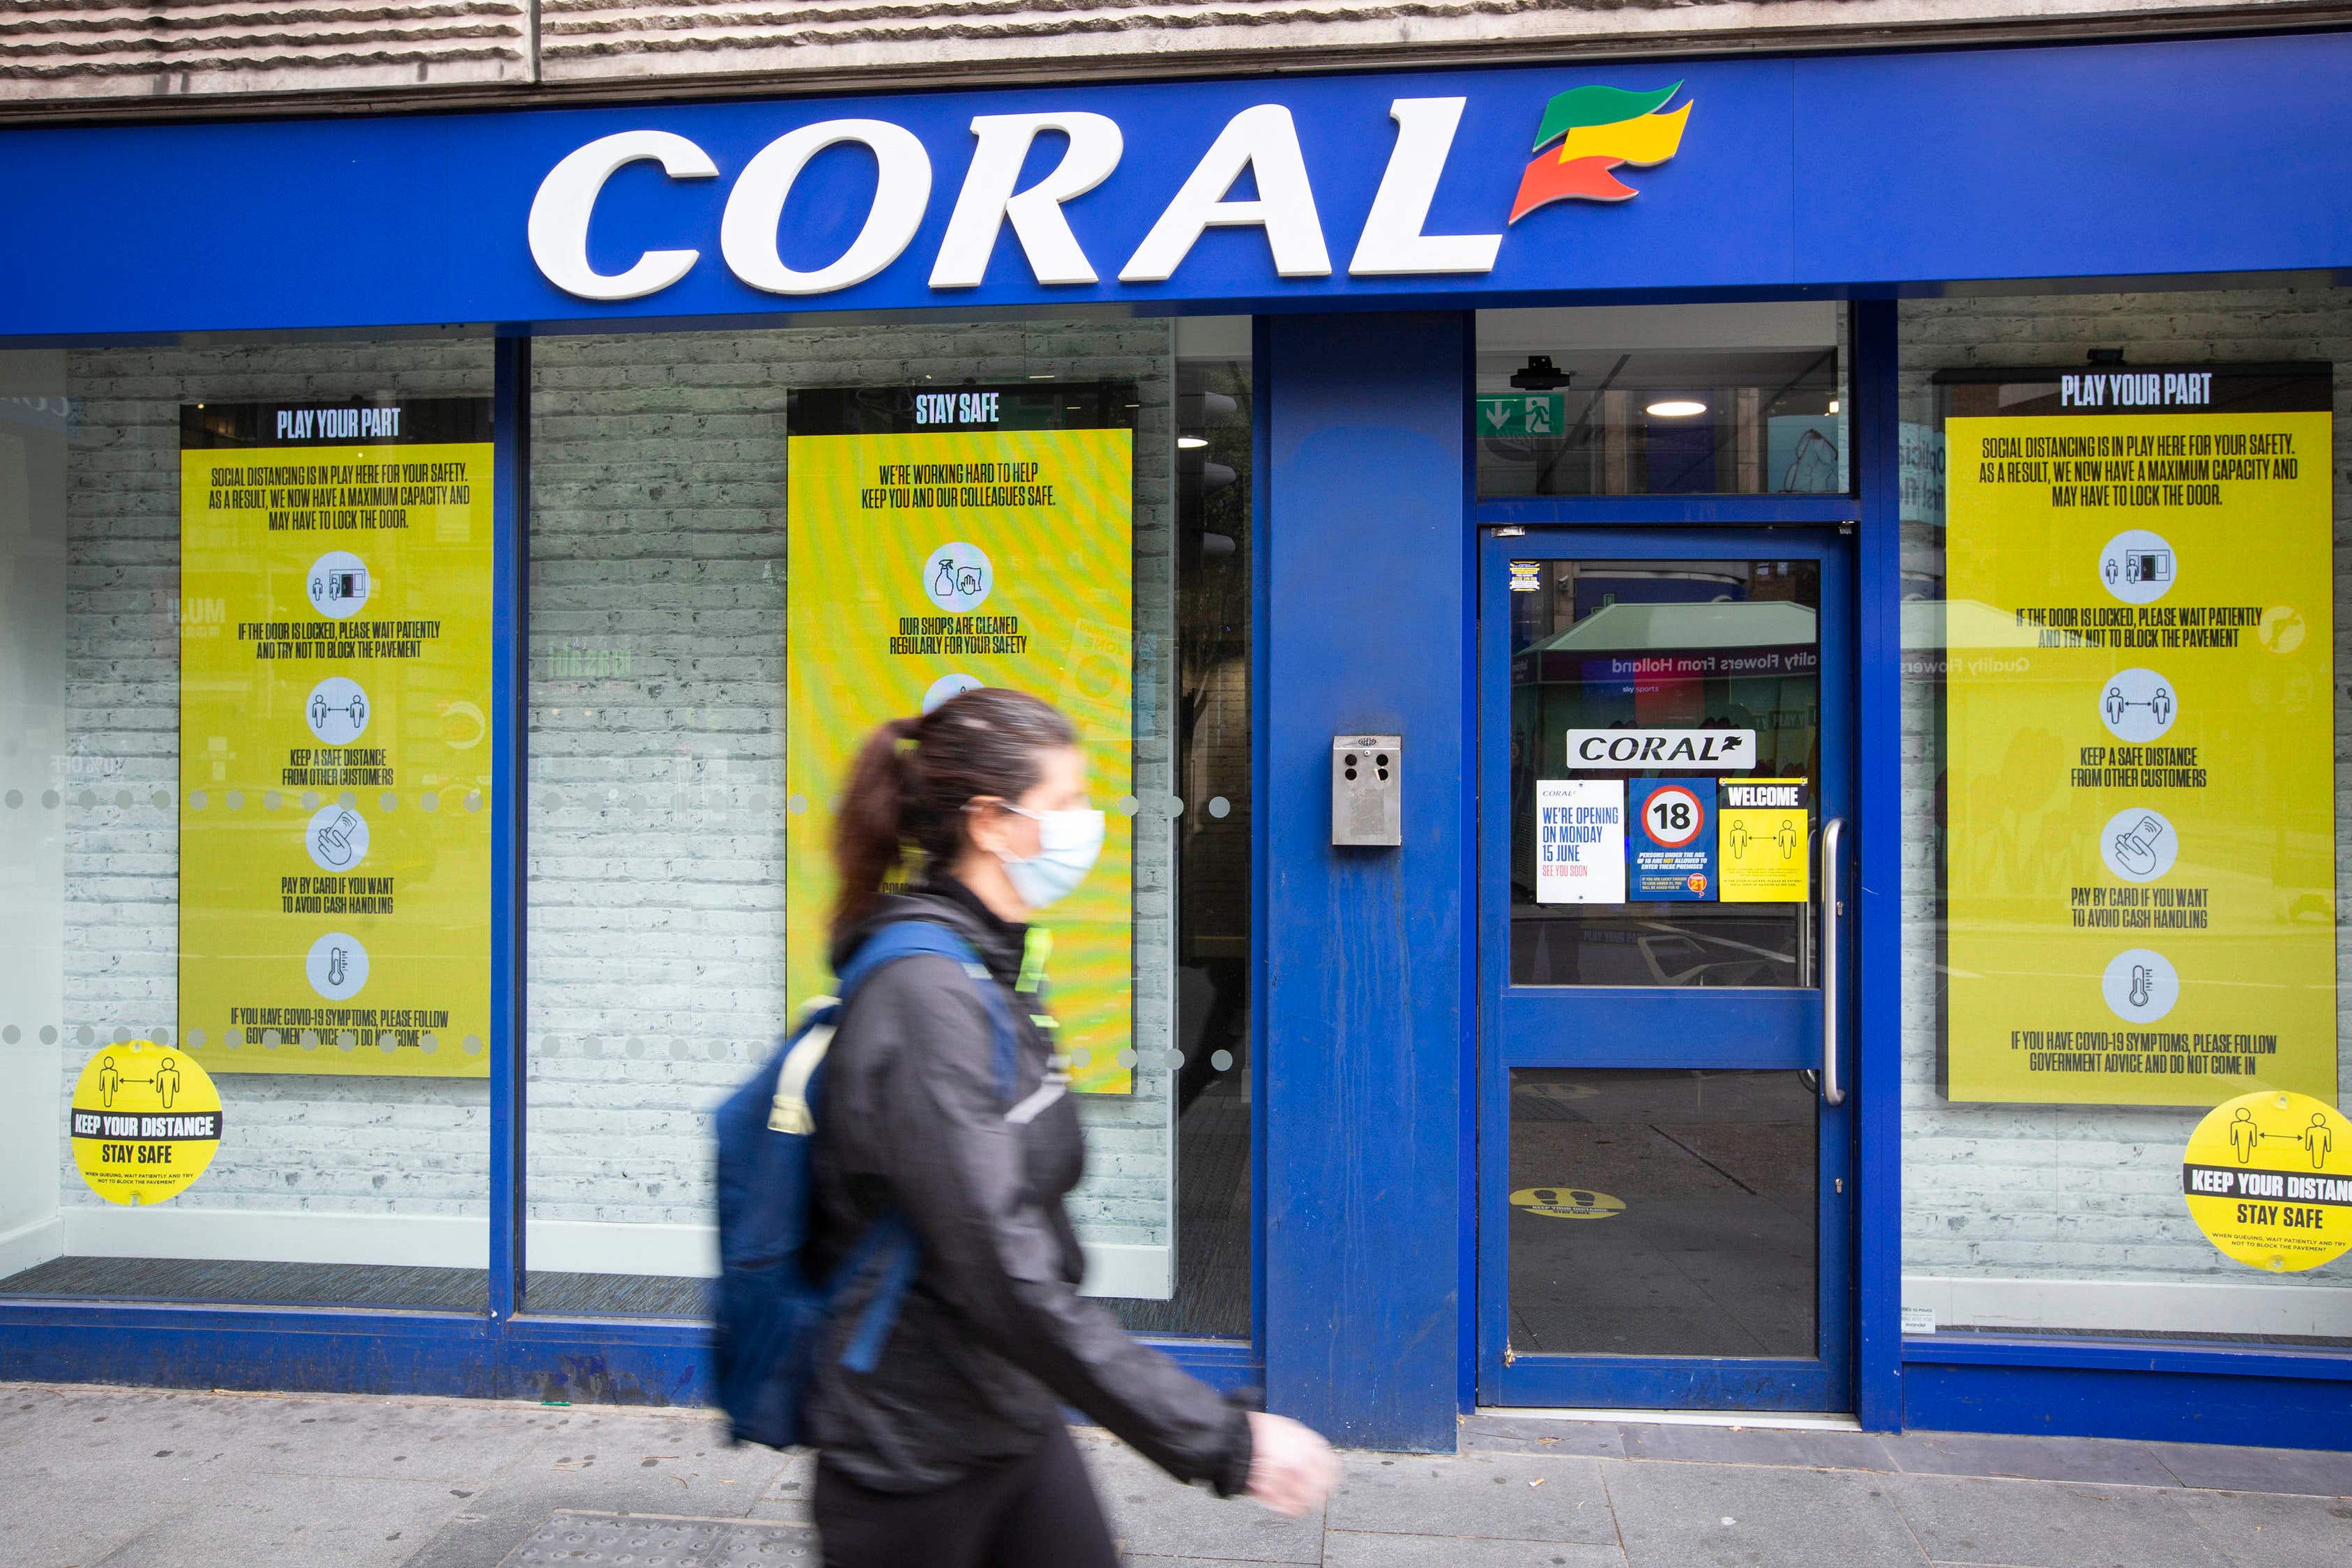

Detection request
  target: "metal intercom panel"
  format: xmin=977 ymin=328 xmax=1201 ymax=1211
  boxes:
xmin=1332 ymin=734 xmax=1402 ymax=846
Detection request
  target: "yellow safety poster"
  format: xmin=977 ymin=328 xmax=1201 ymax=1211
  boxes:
xmin=70 ymin=1039 xmax=223 ymax=1205
xmin=784 ymin=386 xmax=1137 ymax=1093
xmin=1942 ymin=368 xmax=2335 ymax=1105
xmin=1717 ymin=777 xmax=1809 ymax=903
xmin=2180 ymin=1090 xmax=2351 ymax=1272
xmin=179 ymin=400 xmax=495 ymax=1077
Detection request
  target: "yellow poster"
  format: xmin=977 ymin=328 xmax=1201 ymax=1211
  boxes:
xmin=786 ymin=386 xmax=1137 ymax=1093
xmin=2181 ymin=1090 xmax=2351 ymax=1272
xmin=1717 ymin=777 xmax=1809 ymax=903
xmin=179 ymin=400 xmax=495 ymax=1077
xmin=70 ymin=1039 xmax=222 ymax=1205
xmin=1943 ymin=369 xmax=2335 ymax=1104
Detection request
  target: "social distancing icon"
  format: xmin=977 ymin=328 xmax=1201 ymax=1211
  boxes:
xmin=70 ymin=1040 xmax=223 ymax=1205
xmin=2181 ymin=1091 xmax=2352 ymax=1272
xmin=1510 ymin=1185 xmax=1626 ymax=1220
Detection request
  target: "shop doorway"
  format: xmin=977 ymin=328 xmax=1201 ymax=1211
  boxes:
xmin=1477 ymin=528 xmax=1854 ymax=1410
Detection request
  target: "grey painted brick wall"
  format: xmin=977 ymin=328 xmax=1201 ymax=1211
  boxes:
xmin=57 ymin=334 xmax=498 ymax=1224
xmin=1898 ymin=284 xmax=2352 ymax=1323
xmin=524 ymin=320 xmax=1181 ymax=1263
xmin=6 ymin=1 xmax=2331 ymax=114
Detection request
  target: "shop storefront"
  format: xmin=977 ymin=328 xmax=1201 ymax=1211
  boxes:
xmin=3 ymin=29 xmax=2349 ymax=1453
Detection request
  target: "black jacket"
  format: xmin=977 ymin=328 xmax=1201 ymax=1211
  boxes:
xmin=807 ymin=878 xmax=1253 ymax=1495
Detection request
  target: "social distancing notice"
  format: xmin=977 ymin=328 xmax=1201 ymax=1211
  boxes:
xmin=70 ymin=1040 xmax=222 ymax=1205
xmin=179 ymin=400 xmax=496 ymax=1078
xmin=2180 ymin=1090 xmax=2351 ymax=1272
xmin=1510 ymin=1186 xmax=1625 ymax=1219
xmin=784 ymin=386 xmax=1138 ymax=1094
xmin=1719 ymin=778 xmax=1809 ymax=903
xmin=1941 ymin=367 xmax=2337 ymax=1105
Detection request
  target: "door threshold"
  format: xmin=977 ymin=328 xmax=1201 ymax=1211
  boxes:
xmin=1478 ymin=1406 xmax=1862 ymax=1432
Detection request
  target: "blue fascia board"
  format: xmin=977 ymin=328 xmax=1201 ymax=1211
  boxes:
xmin=3 ymin=32 xmax=2351 ymax=339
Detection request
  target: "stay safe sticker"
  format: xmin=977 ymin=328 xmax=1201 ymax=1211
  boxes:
xmin=2180 ymin=1090 xmax=2351 ymax=1272
xmin=69 ymin=1040 xmax=223 ymax=1205
xmin=1510 ymin=1185 xmax=1625 ymax=1220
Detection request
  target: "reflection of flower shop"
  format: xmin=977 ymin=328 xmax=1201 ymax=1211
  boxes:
xmin=6 ymin=29 xmax=2352 ymax=1456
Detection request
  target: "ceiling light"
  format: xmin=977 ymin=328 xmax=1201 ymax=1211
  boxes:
xmin=1178 ymin=435 xmax=1208 ymax=449
xmin=1828 ymin=399 xmax=1840 ymax=414
xmin=1646 ymin=399 xmax=1707 ymax=418
xmin=1028 ymin=372 xmax=1054 ymax=379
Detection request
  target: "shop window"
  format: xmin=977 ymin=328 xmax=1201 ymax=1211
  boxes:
xmin=0 ymin=337 xmax=497 ymax=1308
xmin=1477 ymin=303 xmax=1845 ymax=498
xmin=1899 ymin=286 xmax=2352 ymax=1347
xmin=522 ymin=317 xmax=1253 ymax=1338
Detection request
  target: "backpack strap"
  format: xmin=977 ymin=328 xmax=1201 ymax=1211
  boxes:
xmin=825 ymin=919 xmax=1022 ymax=1373
xmin=834 ymin=920 xmax=1019 ymax=1102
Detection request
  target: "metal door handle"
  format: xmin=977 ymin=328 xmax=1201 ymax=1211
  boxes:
xmin=1820 ymin=816 xmax=1846 ymax=1105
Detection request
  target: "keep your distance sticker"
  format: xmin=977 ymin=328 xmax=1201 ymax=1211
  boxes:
xmin=2181 ymin=1090 xmax=2351 ymax=1272
xmin=69 ymin=1040 xmax=224 ymax=1205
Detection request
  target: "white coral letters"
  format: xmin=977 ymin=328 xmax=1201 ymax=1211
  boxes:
xmin=527 ymin=96 xmax=1503 ymax=301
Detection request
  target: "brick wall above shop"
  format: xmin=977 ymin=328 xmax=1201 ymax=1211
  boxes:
xmin=4 ymin=0 xmax=2344 ymax=116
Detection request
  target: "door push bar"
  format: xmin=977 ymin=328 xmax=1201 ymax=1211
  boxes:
xmin=1820 ymin=816 xmax=1847 ymax=1106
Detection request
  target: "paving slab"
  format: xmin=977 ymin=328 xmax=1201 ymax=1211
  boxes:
xmin=2167 ymin=1489 xmax=2352 ymax=1568
xmin=1325 ymin=1530 xmax=1629 ymax=1567
xmin=90 ymin=1470 xmax=473 ymax=1568
xmin=1459 ymin=1415 xmax=1628 ymax=1459
xmin=1889 ymin=1474 xmax=2230 ymax=1568
xmin=1886 ymin=1430 xmax=2178 ymax=1489
xmin=1074 ymin=1426 xmax=1324 ymax=1563
xmin=1603 ymin=1456 xmax=1929 ymax=1568
xmin=2148 ymin=1440 xmax=2352 ymax=1498
xmin=503 ymin=1511 xmax=821 ymax=1565
xmin=1617 ymin=1420 xmax=1900 ymax=1473
xmin=1326 ymin=1452 xmax=1618 ymax=1544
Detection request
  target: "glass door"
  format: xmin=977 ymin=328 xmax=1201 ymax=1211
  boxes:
xmin=1478 ymin=528 xmax=1853 ymax=1410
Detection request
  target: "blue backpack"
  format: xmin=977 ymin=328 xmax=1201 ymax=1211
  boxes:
xmin=712 ymin=920 xmax=1017 ymax=1450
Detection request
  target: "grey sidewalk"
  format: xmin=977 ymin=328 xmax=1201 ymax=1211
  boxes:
xmin=4 ymin=1383 xmax=2347 ymax=1568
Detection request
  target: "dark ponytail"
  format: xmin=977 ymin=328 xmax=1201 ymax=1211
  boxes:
xmin=830 ymin=687 xmax=1079 ymax=942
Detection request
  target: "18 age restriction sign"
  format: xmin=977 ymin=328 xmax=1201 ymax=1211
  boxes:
xmin=1630 ymin=777 xmax=1716 ymax=900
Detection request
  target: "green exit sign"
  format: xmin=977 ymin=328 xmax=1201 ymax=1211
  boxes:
xmin=1476 ymin=393 xmax=1564 ymax=436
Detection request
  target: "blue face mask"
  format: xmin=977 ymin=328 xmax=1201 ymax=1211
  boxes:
xmin=997 ymin=805 xmax=1106 ymax=911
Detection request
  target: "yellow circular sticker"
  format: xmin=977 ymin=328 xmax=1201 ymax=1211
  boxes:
xmin=69 ymin=1040 xmax=222 ymax=1206
xmin=1510 ymin=1185 xmax=1625 ymax=1220
xmin=2182 ymin=1090 xmax=2351 ymax=1272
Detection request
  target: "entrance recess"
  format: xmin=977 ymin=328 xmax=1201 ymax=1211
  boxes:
xmin=1478 ymin=528 xmax=1853 ymax=1410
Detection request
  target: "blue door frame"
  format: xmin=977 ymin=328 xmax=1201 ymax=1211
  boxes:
xmin=1475 ymin=527 xmax=1856 ymax=1411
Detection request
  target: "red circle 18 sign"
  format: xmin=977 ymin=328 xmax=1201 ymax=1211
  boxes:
xmin=1641 ymin=784 xmax=1705 ymax=848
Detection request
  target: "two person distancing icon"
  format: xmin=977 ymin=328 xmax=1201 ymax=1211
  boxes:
xmin=2226 ymin=1105 xmax=2336 ymax=1169
xmin=93 ymin=1052 xmax=179 ymax=1109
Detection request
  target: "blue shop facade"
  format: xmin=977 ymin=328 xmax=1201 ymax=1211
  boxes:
xmin=3 ymin=29 xmax=2351 ymax=1452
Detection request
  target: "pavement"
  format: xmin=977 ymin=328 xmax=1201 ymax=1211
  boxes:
xmin=3 ymin=1382 xmax=2349 ymax=1567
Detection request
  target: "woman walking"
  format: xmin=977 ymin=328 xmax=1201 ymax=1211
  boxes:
xmin=808 ymin=687 xmax=1339 ymax=1567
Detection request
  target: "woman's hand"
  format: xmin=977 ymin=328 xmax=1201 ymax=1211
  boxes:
xmin=1244 ymin=1411 xmax=1342 ymax=1516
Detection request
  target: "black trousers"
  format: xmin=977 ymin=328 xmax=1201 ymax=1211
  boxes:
xmin=813 ymin=1422 xmax=1120 ymax=1568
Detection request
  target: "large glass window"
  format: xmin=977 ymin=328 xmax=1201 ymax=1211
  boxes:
xmin=522 ymin=317 xmax=1253 ymax=1338
xmin=1900 ymin=285 xmax=2352 ymax=1346
xmin=1478 ymin=304 xmax=1846 ymax=498
xmin=1 ymin=337 xmax=496 ymax=1309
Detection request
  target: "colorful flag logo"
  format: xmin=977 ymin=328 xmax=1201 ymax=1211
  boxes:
xmin=1510 ymin=82 xmax=1692 ymax=224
